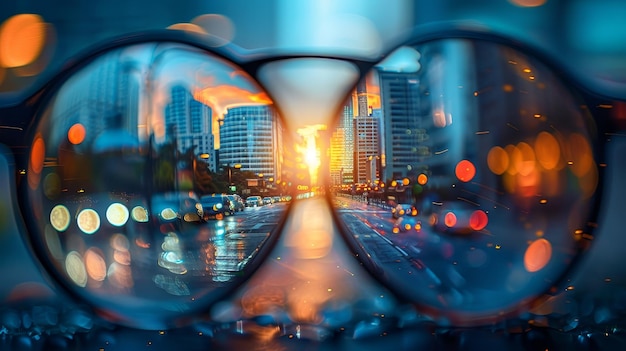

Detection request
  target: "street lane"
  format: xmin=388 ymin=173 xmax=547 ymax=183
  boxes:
xmin=332 ymin=194 xmax=580 ymax=320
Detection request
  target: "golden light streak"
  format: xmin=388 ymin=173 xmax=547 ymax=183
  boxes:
xmin=295 ymin=124 xmax=326 ymax=186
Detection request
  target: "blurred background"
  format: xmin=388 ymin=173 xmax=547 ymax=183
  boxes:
xmin=1 ymin=0 xmax=626 ymax=350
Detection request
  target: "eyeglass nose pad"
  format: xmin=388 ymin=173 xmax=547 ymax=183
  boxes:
xmin=256 ymin=58 xmax=361 ymax=133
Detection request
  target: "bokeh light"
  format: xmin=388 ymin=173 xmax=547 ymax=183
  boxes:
xmin=76 ymin=209 xmax=100 ymax=235
xmin=65 ymin=251 xmax=88 ymax=287
xmin=455 ymin=160 xmax=476 ymax=182
xmin=67 ymin=123 xmax=86 ymax=145
xmin=469 ymin=210 xmax=488 ymax=231
xmin=84 ymin=248 xmax=107 ymax=282
xmin=444 ymin=212 xmax=457 ymax=228
xmin=487 ymin=146 xmax=509 ymax=175
xmin=508 ymin=0 xmax=547 ymax=7
xmin=105 ymin=203 xmax=129 ymax=227
xmin=524 ymin=238 xmax=552 ymax=273
xmin=567 ymin=133 xmax=594 ymax=177
xmin=511 ymin=142 xmax=536 ymax=176
xmin=191 ymin=14 xmax=235 ymax=46
xmin=49 ymin=204 xmax=70 ymax=232
xmin=417 ymin=173 xmax=428 ymax=185
xmin=0 ymin=14 xmax=46 ymax=68
xmin=29 ymin=135 xmax=45 ymax=174
xmin=534 ymin=131 xmax=560 ymax=170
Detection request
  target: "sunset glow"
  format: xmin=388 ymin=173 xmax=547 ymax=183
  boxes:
xmin=193 ymin=84 xmax=273 ymax=148
xmin=296 ymin=125 xmax=325 ymax=185
xmin=194 ymin=84 xmax=273 ymax=117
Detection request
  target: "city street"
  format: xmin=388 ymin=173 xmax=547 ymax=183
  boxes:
xmin=124 ymin=200 xmax=290 ymax=302
xmin=331 ymin=195 xmax=577 ymax=320
xmin=190 ymin=201 xmax=289 ymax=279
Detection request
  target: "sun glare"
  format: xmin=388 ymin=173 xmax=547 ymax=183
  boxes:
xmin=304 ymin=138 xmax=320 ymax=170
xmin=297 ymin=125 xmax=326 ymax=185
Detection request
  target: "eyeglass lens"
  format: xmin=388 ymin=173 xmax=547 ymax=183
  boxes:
xmin=331 ymin=38 xmax=598 ymax=324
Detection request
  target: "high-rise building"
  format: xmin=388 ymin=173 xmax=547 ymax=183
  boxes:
xmin=353 ymin=115 xmax=380 ymax=184
xmin=329 ymin=97 xmax=355 ymax=185
xmin=353 ymin=79 xmax=380 ymax=184
xmin=219 ymin=105 xmax=282 ymax=182
xmin=49 ymin=51 xmax=144 ymax=192
xmin=53 ymin=51 xmax=141 ymax=150
xmin=164 ymin=85 xmax=215 ymax=171
xmin=377 ymin=69 xmax=427 ymax=182
xmin=329 ymin=128 xmax=346 ymax=186
xmin=356 ymin=79 xmax=369 ymax=117
xmin=376 ymin=41 xmax=477 ymax=183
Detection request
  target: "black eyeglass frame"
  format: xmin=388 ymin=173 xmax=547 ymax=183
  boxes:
xmin=0 ymin=26 xmax=622 ymax=329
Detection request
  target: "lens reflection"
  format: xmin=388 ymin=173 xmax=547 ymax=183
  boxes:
xmin=331 ymin=39 xmax=599 ymax=325
xmin=23 ymin=42 xmax=292 ymax=329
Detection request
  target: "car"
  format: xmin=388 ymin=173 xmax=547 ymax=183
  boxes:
xmin=391 ymin=203 xmax=417 ymax=219
xmin=245 ymin=195 xmax=263 ymax=207
xmin=226 ymin=194 xmax=245 ymax=212
xmin=263 ymin=197 xmax=273 ymax=205
xmin=392 ymin=215 xmax=423 ymax=234
xmin=200 ymin=194 xmax=233 ymax=220
xmin=150 ymin=191 xmax=204 ymax=224
xmin=428 ymin=201 xmax=489 ymax=235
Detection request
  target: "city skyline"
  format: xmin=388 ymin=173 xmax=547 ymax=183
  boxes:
xmin=45 ymin=41 xmax=437 ymax=192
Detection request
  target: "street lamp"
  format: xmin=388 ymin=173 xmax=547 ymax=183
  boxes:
xmin=194 ymin=153 xmax=210 ymax=172
xmin=258 ymin=173 xmax=265 ymax=192
xmin=228 ymin=163 xmax=242 ymax=185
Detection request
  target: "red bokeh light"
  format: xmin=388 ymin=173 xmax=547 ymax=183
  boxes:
xmin=469 ymin=210 xmax=488 ymax=230
xmin=444 ymin=212 xmax=457 ymax=228
xmin=455 ymin=160 xmax=476 ymax=182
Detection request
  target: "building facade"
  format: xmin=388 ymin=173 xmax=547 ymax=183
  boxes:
xmin=164 ymin=84 xmax=215 ymax=171
xmin=219 ymin=105 xmax=282 ymax=182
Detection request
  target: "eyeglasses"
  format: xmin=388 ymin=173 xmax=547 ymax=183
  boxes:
xmin=0 ymin=27 xmax=623 ymax=332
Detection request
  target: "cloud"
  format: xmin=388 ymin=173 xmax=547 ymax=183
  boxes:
xmin=375 ymin=46 xmax=421 ymax=73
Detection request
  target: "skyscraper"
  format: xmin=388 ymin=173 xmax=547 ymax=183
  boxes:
xmin=376 ymin=41 xmax=476 ymax=183
xmin=219 ymin=105 xmax=282 ymax=182
xmin=329 ymin=97 xmax=355 ymax=185
xmin=164 ymin=85 xmax=215 ymax=171
xmin=353 ymin=79 xmax=380 ymax=184
xmin=53 ymin=50 xmax=140 ymax=150
xmin=353 ymin=115 xmax=380 ymax=184
xmin=376 ymin=69 xmax=427 ymax=182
